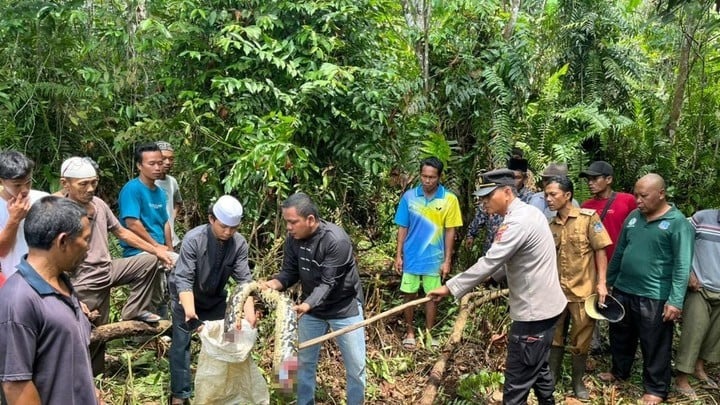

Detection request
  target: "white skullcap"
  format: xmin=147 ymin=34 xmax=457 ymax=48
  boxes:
xmin=61 ymin=157 xmax=97 ymax=178
xmin=212 ymin=195 xmax=243 ymax=227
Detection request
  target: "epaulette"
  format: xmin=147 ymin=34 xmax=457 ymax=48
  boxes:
xmin=579 ymin=208 xmax=596 ymax=216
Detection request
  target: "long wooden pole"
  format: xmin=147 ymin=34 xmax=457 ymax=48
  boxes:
xmin=298 ymin=296 xmax=433 ymax=349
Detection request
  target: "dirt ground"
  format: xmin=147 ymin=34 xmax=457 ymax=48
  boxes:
xmin=256 ymin=317 xmax=720 ymax=404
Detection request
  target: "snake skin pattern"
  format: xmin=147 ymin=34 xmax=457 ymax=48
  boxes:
xmin=225 ymin=282 xmax=298 ymax=389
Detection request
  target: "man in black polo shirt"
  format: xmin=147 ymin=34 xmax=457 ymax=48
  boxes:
xmin=0 ymin=196 xmax=98 ymax=404
xmin=264 ymin=192 xmax=366 ymax=405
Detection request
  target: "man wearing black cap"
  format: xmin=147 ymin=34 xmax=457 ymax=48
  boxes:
xmin=429 ymin=169 xmax=567 ymax=404
xmin=579 ymin=161 xmax=636 ymax=262
xmin=465 ymin=158 xmax=532 ymax=255
xmin=579 ymin=161 xmax=636 ymax=355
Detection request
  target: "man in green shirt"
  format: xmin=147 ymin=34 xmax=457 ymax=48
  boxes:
xmin=600 ymin=174 xmax=694 ymax=405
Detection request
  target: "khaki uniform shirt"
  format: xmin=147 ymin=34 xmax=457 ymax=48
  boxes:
xmin=549 ymin=207 xmax=612 ymax=302
xmin=447 ymin=198 xmax=567 ymax=322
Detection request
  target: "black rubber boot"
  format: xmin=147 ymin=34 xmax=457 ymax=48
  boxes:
xmin=549 ymin=346 xmax=564 ymax=387
xmin=572 ymin=354 xmax=589 ymax=400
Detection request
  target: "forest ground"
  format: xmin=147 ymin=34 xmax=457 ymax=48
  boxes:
xmin=100 ymin=283 xmax=720 ymax=404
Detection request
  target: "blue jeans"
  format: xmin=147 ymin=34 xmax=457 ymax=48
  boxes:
xmin=298 ymin=302 xmax=366 ymax=405
xmin=169 ymin=302 xmax=193 ymax=399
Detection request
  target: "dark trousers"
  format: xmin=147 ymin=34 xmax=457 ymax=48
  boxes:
xmin=503 ymin=316 xmax=559 ymax=405
xmin=609 ymin=289 xmax=673 ymax=399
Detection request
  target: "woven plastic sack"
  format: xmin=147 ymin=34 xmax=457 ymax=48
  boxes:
xmin=194 ymin=320 xmax=269 ymax=405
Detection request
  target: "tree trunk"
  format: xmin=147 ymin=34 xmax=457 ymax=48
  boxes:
xmin=90 ymin=320 xmax=171 ymax=344
xmin=401 ymin=0 xmax=431 ymax=95
xmin=502 ymin=0 xmax=522 ymax=40
xmin=665 ymin=27 xmax=696 ymax=142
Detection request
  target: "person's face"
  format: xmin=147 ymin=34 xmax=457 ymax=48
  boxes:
xmin=209 ymin=216 xmax=238 ymax=241
xmin=61 ymin=177 xmax=98 ymax=205
xmin=136 ymin=151 xmax=164 ymax=181
xmin=586 ymin=175 xmax=611 ymax=196
xmin=634 ymin=179 xmax=665 ymax=215
xmin=62 ymin=217 xmax=91 ymax=272
xmin=481 ymin=187 xmax=508 ymax=216
xmin=513 ymin=171 xmax=525 ymax=189
xmin=282 ymin=206 xmax=316 ymax=240
xmin=544 ymin=182 xmax=571 ymax=212
xmin=420 ymin=165 xmax=440 ymax=194
xmin=160 ymin=149 xmax=175 ymax=174
xmin=0 ymin=174 xmax=32 ymax=199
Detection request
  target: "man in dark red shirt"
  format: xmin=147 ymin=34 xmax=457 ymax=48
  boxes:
xmin=579 ymin=161 xmax=636 ymax=261
xmin=579 ymin=161 xmax=636 ymax=355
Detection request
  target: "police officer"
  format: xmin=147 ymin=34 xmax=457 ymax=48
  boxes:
xmin=429 ymin=169 xmax=567 ymax=405
xmin=545 ymin=176 xmax=612 ymax=399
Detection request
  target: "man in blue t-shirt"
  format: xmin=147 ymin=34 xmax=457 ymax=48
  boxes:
xmin=119 ymin=143 xmax=176 ymax=318
xmin=118 ymin=143 xmax=172 ymax=257
xmin=394 ymin=157 xmax=462 ymax=349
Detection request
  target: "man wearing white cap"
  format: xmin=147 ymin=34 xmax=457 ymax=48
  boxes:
xmin=155 ymin=141 xmax=183 ymax=248
xmin=57 ymin=156 xmax=174 ymax=375
xmin=168 ymin=195 xmax=256 ymax=405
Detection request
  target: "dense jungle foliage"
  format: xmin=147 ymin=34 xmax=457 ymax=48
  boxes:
xmin=2 ymin=0 xmax=720 ymax=403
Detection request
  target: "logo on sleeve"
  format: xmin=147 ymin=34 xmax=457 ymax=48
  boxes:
xmin=494 ymin=224 xmax=509 ymax=242
xmin=627 ymin=218 xmax=637 ymax=228
xmin=593 ymin=222 xmax=604 ymax=233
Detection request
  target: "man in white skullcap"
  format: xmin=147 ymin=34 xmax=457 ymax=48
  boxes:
xmin=155 ymin=141 xmax=183 ymax=248
xmin=168 ymin=195 xmax=256 ymax=405
xmin=56 ymin=157 xmax=174 ymax=375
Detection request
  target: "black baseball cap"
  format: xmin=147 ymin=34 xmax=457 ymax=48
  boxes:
xmin=580 ymin=161 xmax=613 ymax=178
xmin=472 ymin=168 xmax=516 ymax=197
xmin=585 ymin=294 xmax=625 ymax=323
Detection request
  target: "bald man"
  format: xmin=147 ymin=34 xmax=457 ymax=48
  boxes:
xmin=600 ymin=174 xmax=694 ymax=404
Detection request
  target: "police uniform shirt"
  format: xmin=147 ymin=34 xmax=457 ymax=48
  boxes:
xmin=447 ymin=198 xmax=567 ymax=322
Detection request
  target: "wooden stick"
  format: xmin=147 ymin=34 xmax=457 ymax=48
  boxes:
xmin=298 ymin=296 xmax=433 ymax=349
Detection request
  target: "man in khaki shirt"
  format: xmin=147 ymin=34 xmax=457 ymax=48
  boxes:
xmin=545 ymin=176 xmax=611 ymax=399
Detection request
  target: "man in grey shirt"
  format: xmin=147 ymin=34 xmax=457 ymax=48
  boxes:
xmin=429 ymin=169 xmax=567 ymax=404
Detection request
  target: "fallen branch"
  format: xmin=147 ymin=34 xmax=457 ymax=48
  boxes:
xmin=298 ymin=296 xmax=433 ymax=350
xmin=420 ymin=288 xmax=509 ymax=405
xmin=90 ymin=320 xmax=171 ymax=343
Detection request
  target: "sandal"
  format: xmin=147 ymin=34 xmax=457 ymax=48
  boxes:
xmin=695 ymin=375 xmax=720 ymax=389
xmin=133 ymin=311 xmax=162 ymax=323
xmin=402 ymin=336 xmax=416 ymax=350
xmin=675 ymin=385 xmax=698 ymax=401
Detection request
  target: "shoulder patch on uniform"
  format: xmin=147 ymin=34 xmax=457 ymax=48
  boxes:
xmin=494 ymin=224 xmax=509 ymax=243
xmin=593 ymin=222 xmax=604 ymax=233
xmin=580 ymin=208 xmax=596 ymax=216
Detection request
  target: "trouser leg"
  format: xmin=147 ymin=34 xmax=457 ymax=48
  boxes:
xmin=503 ymin=322 xmax=556 ymax=405
xmin=109 ymin=254 xmax=161 ymax=320
xmin=297 ymin=314 xmax=328 ymax=405
xmin=675 ymin=290 xmax=709 ymax=374
xmin=169 ymin=302 xmax=192 ymax=399
xmin=330 ymin=304 xmax=366 ymax=405
xmin=608 ymin=290 xmax=638 ymax=380
xmin=637 ymin=296 xmax=672 ymax=399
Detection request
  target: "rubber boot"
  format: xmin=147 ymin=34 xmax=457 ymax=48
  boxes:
xmin=548 ymin=346 xmax=564 ymax=387
xmin=571 ymin=354 xmax=589 ymax=400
